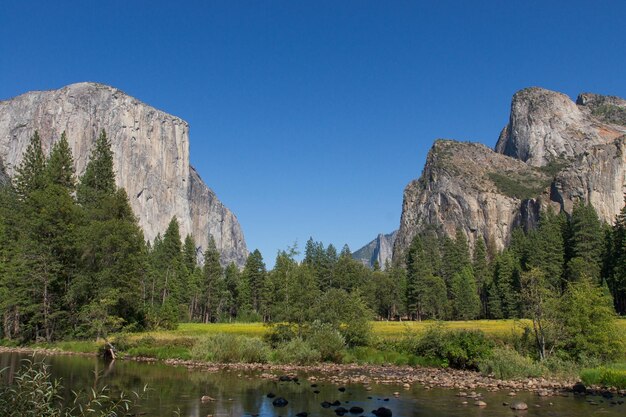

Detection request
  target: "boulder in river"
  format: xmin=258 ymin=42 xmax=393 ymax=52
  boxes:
xmin=510 ymin=402 xmax=528 ymax=410
xmin=272 ymin=397 xmax=288 ymax=407
xmin=372 ymin=407 xmax=392 ymax=417
xmin=572 ymin=382 xmax=587 ymax=394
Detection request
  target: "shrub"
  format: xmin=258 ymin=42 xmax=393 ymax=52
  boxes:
xmin=479 ymin=347 xmax=544 ymax=379
xmin=191 ymin=334 xmax=269 ymax=363
xmin=264 ymin=323 xmax=298 ymax=348
xmin=273 ymin=338 xmax=321 ymax=365
xmin=580 ymin=366 xmax=626 ymax=389
xmin=315 ymin=289 xmax=372 ymax=347
xmin=412 ymin=324 xmax=493 ymax=370
xmin=305 ymin=321 xmax=346 ymax=363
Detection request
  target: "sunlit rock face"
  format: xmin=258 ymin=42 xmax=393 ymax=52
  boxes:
xmin=0 ymin=82 xmax=248 ymax=266
xmin=393 ymin=88 xmax=626 ymax=263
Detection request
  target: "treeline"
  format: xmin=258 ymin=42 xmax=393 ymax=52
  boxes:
xmin=404 ymin=202 xmax=626 ymax=321
xmin=1 ymin=130 xmax=624 ymax=345
xmin=0 ymin=131 xmax=238 ymax=342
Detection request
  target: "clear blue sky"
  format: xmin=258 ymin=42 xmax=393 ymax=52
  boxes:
xmin=2 ymin=1 xmax=626 ymax=267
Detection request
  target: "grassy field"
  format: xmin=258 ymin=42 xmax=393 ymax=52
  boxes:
xmin=126 ymin=319 xmax=532 ymax=341
xmin=127 ymin=318 xmax=626 ymax=340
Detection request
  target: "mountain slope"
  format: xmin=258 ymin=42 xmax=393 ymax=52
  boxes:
xmin=0 ymin=82 xmax=248 ymax=266
xmin=352 ymin=230 xmax=397 ymax=268
xmin=393 ymin=87 xmax=626 ymax=263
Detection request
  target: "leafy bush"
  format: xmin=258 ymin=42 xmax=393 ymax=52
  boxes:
xmin=0 ymin=359 xmax=146 ymax=417
xmin=304 ymin=321 xmax=346 ymax=363
xmin=263 ymin=323 xmax=298 ymax=348
xmin=479 ymin=347 xmax=544 ymax=379
xmin=190 ymin=334 xmax=270 ymax=363
xmin=412 ymin=324 xmax=493 ymax=370
xmin=581 ymin=365 xmax=626 ymax=389
xmin=273 ymin=338 xmax=321 ymax=365
xmin=314 ymin=289 xmax=372 ymax=347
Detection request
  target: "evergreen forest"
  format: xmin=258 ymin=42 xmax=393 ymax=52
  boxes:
xmin=0 ymin=131 xmax=625 ymax=347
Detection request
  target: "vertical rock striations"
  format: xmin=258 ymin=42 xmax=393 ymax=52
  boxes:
xmin=352 ymin=230 xmax=397 ymax=269
xmin=394 ymin=87 xmax=626 ymax=263
xmin=0 ymin=82 xmax=247 ymax=266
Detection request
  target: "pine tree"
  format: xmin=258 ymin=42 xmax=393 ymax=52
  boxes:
xmin=223 ymin=262 xmax=240 ymax=320
xmin=607 ymin=195 xmax=626 ymax=313
xmin=77 ymin=130 xmax=115 ymax=208
xmin=45 ymin=132 xmax=75 ymax=190
xmin=529 ymin=208 xmax=565 ymax=291
xmin=157 ymin=217 xmax=185 ymax=306
xmin=201 ymin=236 xmax=222 ymax=323
xmin=451 ymin=267 xmax=481 ymax=320
xmin=472 ymin=237 xmax=490 ymax=317
xmin=241 ymin=249 xmax=266 ymax=318
xmin=14 ymin=131 xmax=46 ymax=200
xmin=492 ymin=250 xmax=520 ymax=318
xmin=567 ymin=201 xmax=605 ymax=282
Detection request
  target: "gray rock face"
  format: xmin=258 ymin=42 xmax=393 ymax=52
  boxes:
xmin=0 ymin=82 xmax=248 ymax=266
xmin=495 ymin=87 xmax=625 ymax=166
xmin=352 ymin=230 xmax=397 ymax=269
xmin=394 ymin=88 xmax=626 ymax=263
xmin=393 ymin=140 xmax=546 ymax=262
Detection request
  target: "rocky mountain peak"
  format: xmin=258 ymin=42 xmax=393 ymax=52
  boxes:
xmin=494 ymin=87 xmax=625 ymax=167
xmin=393 ymin=87 xmax=626 ymax=264
xmin=0 ymin=82 xmax=248 ymax=266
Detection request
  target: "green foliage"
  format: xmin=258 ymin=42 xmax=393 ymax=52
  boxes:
xmin=273 ymin=337 xmax=321 ymax=364
xmin=580 ymin=365 xmax=626 ymax=389
xmin=76 ymin=130 xmax=115 ymax=208
xmin=590 ymin=102 xmax=626 ymax=125
xmin=478 ymin=347 xmax=544 ymax=379
xmin=451 ymin=267 xmax=480 ymax=320
xmin=556 ymin=279 xmax=624 ymax=362
xmin=315 ymin=288 xmax=372 ymax=347
xmin=487 ymin=170 xmax=550 ymax=200
xmin=190 ymin=333 xmax=270 ymax=363
xmin=567 ymin=201 xmax=604 ymax=282
xmin=304 ymin=321 xmax=346 ymax=362
xmin=411 ymin=324 xmax=493 ymax=370
xmin=13 ymin=131 xmax=46 ymax=200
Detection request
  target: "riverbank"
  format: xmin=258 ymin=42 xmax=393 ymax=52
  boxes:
xmin=2 ymin=345 xmax=624 ymax=398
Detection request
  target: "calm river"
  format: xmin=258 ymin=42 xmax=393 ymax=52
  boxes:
xmin=0 ymin=352 xmax=623 ymax=417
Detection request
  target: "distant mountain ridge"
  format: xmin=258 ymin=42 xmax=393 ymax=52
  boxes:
xmin=352 ymin=231 xmax=397 ymax=268
xmin=393 ymin=87 xmax=626 ymax=263
xmin=0 ymin=82 xmax=248 ymax=266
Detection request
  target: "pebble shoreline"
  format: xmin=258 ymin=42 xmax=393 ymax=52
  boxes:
xmin=2 ymin=346 xmax=624 ymax=398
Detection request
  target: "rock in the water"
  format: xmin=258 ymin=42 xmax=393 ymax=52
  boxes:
xmin=573 ymin=382 xmax=587 ymax=394
xmin=272 ymin=397 xmax=288 ymax=407
xmin=334 ymin=407 xmax=348 ymax=416
xmin=331 ymin=400 xmax=341 ymax=406
xmin=200 ymin=395 xmax=215 ymax=402
xmin=474 ymin=400 xmax=487 ymax=407
xmin=0 ymin=83 xmax=248 ymax=267
xmin=349 ymin=406 xmax=364 ymax=414
xmin=295 ymin=413 xmax=308 ymax=417
xmin=321 ymin=401 xmax=332 ymax=408
xmin=266 ymin=393 xmax=276 ymax=398
xmin=510 ymin=402 xmax=528 ymax=410
xmin=338 ymin=387 xmax=346 ymax=392
xmin=372 ymin=407 xmax=392 ymax=417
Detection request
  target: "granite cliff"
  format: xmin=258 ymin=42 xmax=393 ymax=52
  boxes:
xmin=394 ymin=87 xmax=626 ymax=263
xmin=352 ymin=230 xmax=397 ymax=269
xmin=0 ymin=82 xmax=248 ymax=266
